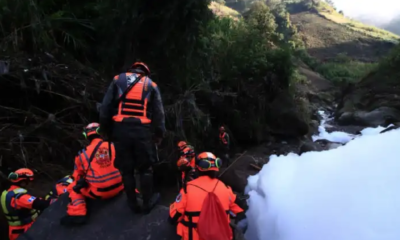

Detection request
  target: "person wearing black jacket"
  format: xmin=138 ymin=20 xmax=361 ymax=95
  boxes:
xmin=99 ymin=62 xmax=166 ymax=214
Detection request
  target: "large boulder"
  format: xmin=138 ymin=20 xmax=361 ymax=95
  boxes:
xmin=336 ymin=45 xmax=400 ymax=127
xmin=20 ymin=193 xmax=179 ymax=240
xmin=337 ymin=107 xmax=400 ymax=127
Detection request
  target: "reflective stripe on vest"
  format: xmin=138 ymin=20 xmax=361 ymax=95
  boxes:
xmin=0 ymin=188 xmax=38 ymax=226
xmin=113 ymin=73 xmax=152 ymax=124
xmin=220 ymin=132 xmax=228 ymax=145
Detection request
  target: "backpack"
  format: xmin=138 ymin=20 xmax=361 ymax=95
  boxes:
xmin=196 ymin=180 xmax=232 ymax=240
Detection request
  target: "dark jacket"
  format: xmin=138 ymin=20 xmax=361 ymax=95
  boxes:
xmin=99 ymin=72 xmax=166 ymax=138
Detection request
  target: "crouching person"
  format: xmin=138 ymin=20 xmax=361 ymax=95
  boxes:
xmin=60 ymin=122 xmax=124 ymax=225
xmin=1 ymin=168 xmax=53 ymax=240
xmin=45 ymin=175 xmax=74 ymax=201
xmin=169 ymin=152 xmax=248 ymax=240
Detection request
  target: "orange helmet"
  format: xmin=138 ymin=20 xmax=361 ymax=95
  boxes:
xmin=177 ymin=141 xmax=188 ymax=151
xmin=182 ymin=147 xmax=195 ymax=158
xmin=196 ymin=152 xmax=222 ymax=172
xmin=131 ymin=62 xmax=150 ymax=75
xmin=8 ymin=168 xmax=34 ymax=183
xmin=83 ymin=122 xmax=100 ymax=138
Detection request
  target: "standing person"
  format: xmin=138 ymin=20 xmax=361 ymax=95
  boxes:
xmin=176 ymin=147 xmax=197 ymax=190
xmin=1 ymin=168 xmax=53 ymax=240
xmin=99 ymin=62 xmax=166 ymax=214
xmin=219 ymin=126 xmax=231 ymax=166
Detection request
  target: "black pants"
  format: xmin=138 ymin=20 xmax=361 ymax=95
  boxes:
xmin=219 ymin=146 xmax=230 ymax=167
xmin=112 ymin=122 xmax=155 ymax=206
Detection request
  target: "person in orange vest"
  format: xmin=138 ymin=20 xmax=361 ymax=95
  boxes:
xmin=45 ymin=175 xmax=74 ymax=201
xmin=99 ymin=62 xmax=165 ymax=214
xmin=176 ymin=146 xmax=197 ymax=190
xmin=177 ymin=141 xmax=194 ymax=156
xmin=169 ymin=152 xmax=248 ymax=240
xmin=60 ymin=122 xmax=124 ymax=225
xmin=219 ymin=126 xmax=231 ymax=166
xmin=1 ymin=168 xmax=54 ymax=240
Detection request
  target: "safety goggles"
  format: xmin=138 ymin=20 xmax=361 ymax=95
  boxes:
xmin=82 ymin=128 xmax=99 ymax=138
xmin=8 ymin=172 xmax=34 ymax=181
xmin=197 ymin=158 xmax=222 ymax=170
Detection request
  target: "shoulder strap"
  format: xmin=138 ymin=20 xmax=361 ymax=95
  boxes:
xmin=114 ymin=73 xmax=143 ymax=107
xmin=83 ymin=141 xmax=103 ymax=177
xmin=187 ymin=180 xmax=220 ymax=194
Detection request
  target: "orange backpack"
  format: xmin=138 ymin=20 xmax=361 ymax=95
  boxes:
xmin=196 ymin=181 xmax=232 ymax=240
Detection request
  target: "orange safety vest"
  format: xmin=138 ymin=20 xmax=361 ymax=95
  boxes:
xmin=219 ymin=132 xmax=228 ymax=145
xmin=76 ymin=139 xmax=123 ymax=197
xmin=180 ymin=177 xmax=233 ymax=240
xmin=1 ymin=186 xmax=38 ymax=240
xmin=112 ymin=72 xmax=157 ymax=124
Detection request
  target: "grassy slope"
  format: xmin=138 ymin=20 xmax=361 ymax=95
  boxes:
xmin=209 ymin=2 xmax=397 ymax=84
xmin=289 ymin=2 xmax=398 ymax=62
xmin=315 ymin=3 xmax=399 ymax=42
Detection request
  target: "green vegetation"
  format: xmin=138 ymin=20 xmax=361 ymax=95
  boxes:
xmin=316 ymin=60 xmax=377 ymax=84
xmin=296 ymin=49 xmax=377 ymax=83
xmin=0 ymin=0 xmax=312 ymax=172
xmin=0 ymin=0 xmax=397 ymax=172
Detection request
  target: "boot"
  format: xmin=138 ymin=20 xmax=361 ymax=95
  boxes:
xmin=140 ymin=170 xmax=160 ymax=214
xmin=142 ymin=192 xmax=160 ymax=214
xmin=121 ymin=172 xmax=141 ymax=213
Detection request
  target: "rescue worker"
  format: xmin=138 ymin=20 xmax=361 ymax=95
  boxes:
xmin=177 ymin=141 xmax=194 ymax=156
xmin=176 ymin=147 xmax=197 ymax=190
xmin=1 ymin=168 xmax=53 ymax=240
xmin=60 ymin=122 xmax=124 ymax=225
xmin=219 ymin=126 xmax=231 ymax=166
xmin=169 ymin=152 xmax=248 ymax=240
xmin=45 ymin=175 xmax=73 ymax=201
xmin=99 ymin=62 xmax=165 ymax=214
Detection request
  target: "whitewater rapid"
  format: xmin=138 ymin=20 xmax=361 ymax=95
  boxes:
xmin=245 ymin=111 xmax=400 ymax=240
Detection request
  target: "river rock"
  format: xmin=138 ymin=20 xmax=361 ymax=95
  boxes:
xmin=337 ymin=107 xmax=400 ymax=127
xmin=314 ymin=139 xmax=344 ymax=150
xmin=20 ymin=193 xmax=179 ymax=240
xmin=380 ymin=124 xmax=400 ymax=134
xmin=299 ymin=142 xmax=317 ymax=155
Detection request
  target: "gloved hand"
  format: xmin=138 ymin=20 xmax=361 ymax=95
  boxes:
xmin=236 ymin=218 xmax=248 ymax=234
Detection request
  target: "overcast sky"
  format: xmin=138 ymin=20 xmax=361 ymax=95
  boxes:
xmin=331 ymin=0 xmax=400 ymax=25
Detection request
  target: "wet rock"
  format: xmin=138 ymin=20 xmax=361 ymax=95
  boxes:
xmin=309 ymin=120 xmax=320 ymax=134
xmin=21 ymin=193 xmax=179 ymax=240
xmin=219 ymin=155 xmax=259 ymax=193
xmin=299 ymin=142 xmax=317 ymax=155
xmin=314 ymin=139 xmax=344 ymax=150
xmin=337 ymin=107 xmax=400 ymax=127
xmin=380 ymin=125 xmax=400 ymax=134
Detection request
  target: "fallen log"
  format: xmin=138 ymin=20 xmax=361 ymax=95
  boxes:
xmin=249 ymin=163 xmax=261 ymax=171
xmin=20 ymin=193 xmax=180 ymax=240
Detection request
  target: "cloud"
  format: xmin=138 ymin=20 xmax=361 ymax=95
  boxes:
xmin=330 ymin=0 xmax=400 ymax=25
